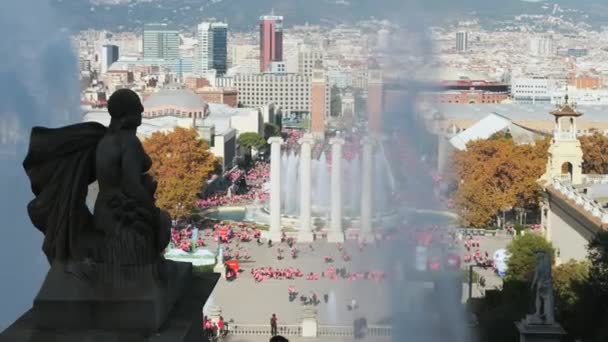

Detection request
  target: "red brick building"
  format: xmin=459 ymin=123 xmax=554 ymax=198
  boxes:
xmin=194 ymin=87 xmax=238 ymax=107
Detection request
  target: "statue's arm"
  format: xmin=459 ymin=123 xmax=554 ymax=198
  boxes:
xmin=121 ymin=135 xmax=157 ymax=213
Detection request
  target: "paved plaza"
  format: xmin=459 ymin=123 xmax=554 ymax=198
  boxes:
xmin=196 ymin=225 xmax=512 ymax=342
xmin=204 ymin=238 xmax=394 ymax=326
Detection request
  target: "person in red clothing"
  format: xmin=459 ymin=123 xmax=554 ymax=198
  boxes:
xmin=218 ymin=316 xmax=225 ymax=336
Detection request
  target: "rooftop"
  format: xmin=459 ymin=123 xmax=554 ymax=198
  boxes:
xmin=432 ymin=103 xmax=608 ymax=122
xmin=144 ymin=89 xmax=207 ymax=110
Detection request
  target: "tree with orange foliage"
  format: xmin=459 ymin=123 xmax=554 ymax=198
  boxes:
xmin=452 ymin=134 xmax=549 ymax=227
xmin=580 ymin=132 xmax=608 ymax=174
xmin=143 ymin=127 xmax=221 ymax=218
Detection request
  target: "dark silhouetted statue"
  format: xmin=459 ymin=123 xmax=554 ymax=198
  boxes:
xmin=23 ymin=88 xmax=170 ymax=265
xmin=0 ymin=89 xmax=218 ymax=341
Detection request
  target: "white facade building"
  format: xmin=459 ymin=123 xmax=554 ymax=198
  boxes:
xmin=529 ymin=34 xmax=554 ymax=57
xmin=234 ymin=73 xmax=328 ymax=117
xmin=511 ymin=76 xmax=564 ymax=104
xmin=298 ymin=51 xmax=325 ymax=78
xmin=99 ymin=44 xmax=119 ymax=74
xmin=195 ymin=22 xmax=214 ymax=75
xmin=456 ymin=31 xmax=468 ymax=52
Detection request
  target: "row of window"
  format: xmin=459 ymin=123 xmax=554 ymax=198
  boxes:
xmin=144 ymin=109 xmax=205 ymax=118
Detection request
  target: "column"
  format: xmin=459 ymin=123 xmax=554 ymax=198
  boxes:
xmin=328 ymin=137 xmax=345 ymax=243
xmin=268 ymin=137 xmax=283 ymax=242
xmin=298 ymin=134 xmax=315 ymax=242
xmin=359 ymin=137 xmax=374 ymax=242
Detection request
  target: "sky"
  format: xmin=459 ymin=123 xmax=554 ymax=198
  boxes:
xmin=0 ymin=0 xmax=80 ymax=330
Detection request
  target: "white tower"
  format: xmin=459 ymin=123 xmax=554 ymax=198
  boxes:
xmin=543 ymin=95 xmax=584 ymax=185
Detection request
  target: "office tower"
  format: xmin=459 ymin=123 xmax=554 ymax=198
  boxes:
xmin=211 ymin=22 xmax=228 ymax=75
xmin=530 ymin=34 xmax=554 ymax=57
xmin=298 ymin=50 xmax=324 ymax=78
xmin=311 ymin=61 xmax=327 ymax=136
xmin=456 ymin=31 xmax=468 ymax=53
xmin=195 ymin=21 xmax=228 ymax=76
xmin=259 ymin=14 xmax=284 ymax=73
xmin=367 ymin=63 xmax=383 ymax=135
xmin=99 ymin=44 xmax=119 ymax=74
xmin=143 ymin=23 xmax=179 ymax=60
xmin=377 ymin=29 xmax=390 ymax=50
xmin=195 ymin=22 xmax=214 ymax=74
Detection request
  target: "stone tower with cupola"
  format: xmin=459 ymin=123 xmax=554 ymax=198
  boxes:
xmin=542 ymin=95 xmax=584 ymax=185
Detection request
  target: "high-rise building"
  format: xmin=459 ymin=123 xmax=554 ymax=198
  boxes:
xmin=377 ymin=29 xmax=390 ymax=50
xmin=195 ymin=22 xmax=214 ymax=75
xmin=298 ymin=50 xmax=324 ymax=78
xmin=211 ymin=22 xmax=228 ymax=75
xmin=311 ymin=61 xmax=327 ymax=136
xmin=143 ymin=23 xmax=180 ymax=60
xmin=456 ymin=31 xmax=468 ymax=53
xmin=530 ymin=34 xmax=554 ymax=57
xmin=99 ymin=44 xmax=119 ymax=74
xmin=367 ymin=63 xmax=383 ymax=135
xmin=195 ymin=22 xmax=228 ymax=76
xmin=259 ymin=14 xmax=284 ymax=73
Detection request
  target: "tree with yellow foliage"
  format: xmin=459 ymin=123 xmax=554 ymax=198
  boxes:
xmin=452 ymin=134 xmax=549 ymax=227
xmin=580 ymin=132 xmax=608 ymax=174
xmin=143 ymin=127 xmax=221 ymax=218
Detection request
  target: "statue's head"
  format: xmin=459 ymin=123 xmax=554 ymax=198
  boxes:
xmin=107 ymin=88 xmax=143 ymax=129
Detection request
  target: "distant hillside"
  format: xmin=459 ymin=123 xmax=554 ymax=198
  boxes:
xmin=50 ymin=0 xmax=607 ymax=32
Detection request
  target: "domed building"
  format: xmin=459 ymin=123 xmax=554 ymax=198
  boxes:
xmin=143 ymin=87 xmax=209 ymax=119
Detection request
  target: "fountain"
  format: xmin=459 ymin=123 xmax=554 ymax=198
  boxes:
xmin=252 ymin=135 xmax=399 ymax=239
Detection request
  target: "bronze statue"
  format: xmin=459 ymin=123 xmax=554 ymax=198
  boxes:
xmin=23 ymin=88 xmax=170 ymax=265
xmin=530 ymin=251 xmax=555 ymax=323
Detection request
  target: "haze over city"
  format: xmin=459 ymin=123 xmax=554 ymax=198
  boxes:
xmin=2 ymin=0 xmax=608 ymax=341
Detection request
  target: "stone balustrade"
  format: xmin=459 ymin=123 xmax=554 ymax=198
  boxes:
xmin=226 ymin=323 xmax=392 ymax=337
xmin=582 ymin=174 xmax=608 ymax=185
xmin=317 ymin=325 xmax=392 ymax=337
xmin=229 ymin=324 xmax=301 ymax=336
xmin=552 ymin=178 xmax=608 ymax=224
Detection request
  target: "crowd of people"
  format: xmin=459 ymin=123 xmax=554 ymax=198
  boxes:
xmin=462 ymin=236 xmax=494 ymax=269
xmin=198 ymin=162 xmax=270 ymax=209
xmin=169 ymin=226 xmax=205 ymax=252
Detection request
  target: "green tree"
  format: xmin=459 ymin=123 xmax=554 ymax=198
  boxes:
xmin=330 ymin=85 xmax=342 ymax=117
xmin=505 ymin=233 xmax=554 ymax=282
xmin=553 ymin=260 xmax=590 ymax=337
xmin=238 ymin=132 xmax=266 ymax=150
xmin=143 ymin=127 xmax=221 ymax=218
xmin=553 ymin=260 xmax=590 ymax=313
xmin=263 ymin=123 xmax=281 ymax=140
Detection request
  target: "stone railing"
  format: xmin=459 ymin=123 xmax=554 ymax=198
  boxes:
xmin=582 ymin=174 xmax=608 ymax=185
xmin=554 ymin=132 xmax=576 ymax=140
xmin=229 ymin=324 xmax=301 ymax=336
xmin=552 ymin=178 xmax=608 ymax=224
xmin=318 ymin=325 xmax=392 ymax=337
xmin=554 ymin=174 xmax=572 ymax=184
xmin=229 ymin=324 xmax=391 ymax=337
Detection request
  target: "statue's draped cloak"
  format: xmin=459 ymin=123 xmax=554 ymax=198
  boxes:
xmin=23 ymin=122 xmax=107 ymax=263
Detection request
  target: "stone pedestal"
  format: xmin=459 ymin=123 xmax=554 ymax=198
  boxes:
xmin=359 ymin=137 xmax=374 ymax=242
xmin=328 ymin=137 xmax=345 ymax=243
xmin=268 ymin=137 xmax=284 ymax=243
xmin=515 ymin=316 xmax=566 ymax=342
xmin=213 ymin=248 xmax=226 ymax=276
xmin=298 ymin=134 xmax=315 ymax=243
xmin=301 ymin=307 xmax=318 ymax=337
xmin=0 ymin=263 xmax=220 ymax=342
